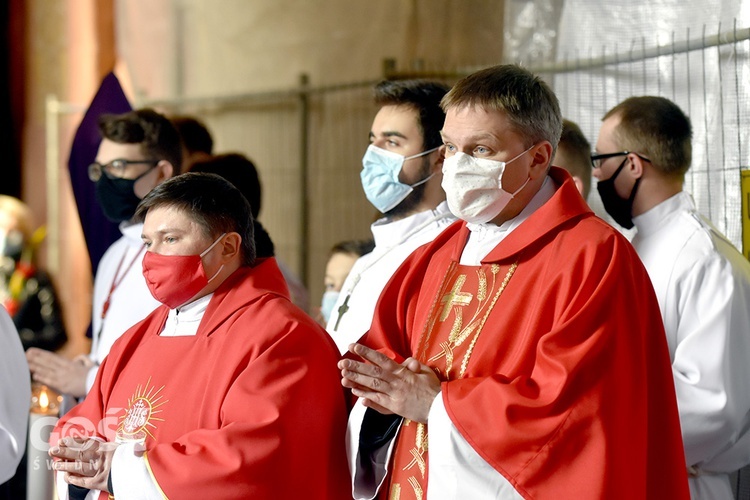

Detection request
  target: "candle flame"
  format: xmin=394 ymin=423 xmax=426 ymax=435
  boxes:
xmin=39 ymin=389 xmax=49 ymax=410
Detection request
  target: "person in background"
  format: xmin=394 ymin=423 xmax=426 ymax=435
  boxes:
xmin=0 ymin=306 xmax=30 ymax=498
xmin=171 ymin=114 xmax=214 ymax=171
xmin=0 ymin=195 xmax=66 ymax=351
xmin=190 ymin=152 xmax=310 ymax=311
xmin=26 ymin=108 xmax=181 ymax=400
xmin=339 ymin=64 xmax=688 ymax=498
xmin=552 ymin=119 xmax=591 ymax=200
xmin=326 ymin=79 xmax=455 ymax=353
xmin=553 ymin=118 xmax=634 ymax=234
xmin=0 ymin=196 xmax=66 ymax=499
xmin=594 ymin=95 xmax=750 ymax=499
xmin=50 ymin=173 xmax=350 ymax=499
xmin=317 ymin=238 xmax=375 ymax=326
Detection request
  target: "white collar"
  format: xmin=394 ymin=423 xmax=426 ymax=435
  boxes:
xmin=370 ymin=201 xmax=452 ymax=247
xmin=633 ymin=191 xmax=693 ymax=238
xmin=160 ymin=293 xmax=214 ymax=337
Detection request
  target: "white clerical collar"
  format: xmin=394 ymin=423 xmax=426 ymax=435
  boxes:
xmin=632 ymin=191 xmax=692 ymax=239
xmin=461 ymin=176 xmax=556 ymax=265
xmin=160 ymin=293 xmax=213 ymax=337
xmin=370 ymin=201 xmax=452 ymax=248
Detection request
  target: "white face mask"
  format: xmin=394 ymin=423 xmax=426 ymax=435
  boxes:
xmin=441 ymin=146 xmax=533 ymax=224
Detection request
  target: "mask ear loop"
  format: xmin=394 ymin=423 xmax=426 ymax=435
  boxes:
xmin=409 ymin=172 xmax=435 ymax=188
xmin=500 ymin=144 xmax=536 ymax=196
xmin=201 ymin=232 xmax=227 ymax=283
xmin=405 ymin=146 xmax=441 ymax=188
xmin=403 ymin=146 xmax=440 ymax=161
xmin=200 ymin=232 xmax=227 ymax=257
xmin=509 ymin=176 xmax=531 ymax=198
xmin=505 ymin=144 xmax=535 ymax=165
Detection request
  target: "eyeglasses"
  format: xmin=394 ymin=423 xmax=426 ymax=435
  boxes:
xmin=88 ymin=159 xmax=159 ymax=182
xmin=590 ymin=151 xmax=651 ymax=169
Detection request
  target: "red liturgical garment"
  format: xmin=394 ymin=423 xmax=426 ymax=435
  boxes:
xmin=360 ymin=168 xmax=689 ymax=499
xmin=53 ymin=258 xmax=351 ymax=499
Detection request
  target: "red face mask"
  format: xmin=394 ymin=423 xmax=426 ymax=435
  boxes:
xmin=142 ymin=233 xmax=226 ymax=309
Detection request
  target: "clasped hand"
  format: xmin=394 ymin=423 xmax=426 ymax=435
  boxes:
xmin=338 ymin=343 xmax=441 ymax=423
xmin=50 ymin=436 xmax=118 ymax=492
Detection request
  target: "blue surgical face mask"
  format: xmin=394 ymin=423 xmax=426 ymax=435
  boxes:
xmin=360 ymin=144 xmax=438 ymax=213
xmin=320 ymin=290 xmax=340 ymax=323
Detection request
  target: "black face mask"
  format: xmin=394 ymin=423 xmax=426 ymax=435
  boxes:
xmin=95 ymin=175 xmax=142 ymax=222
xmin=596 ymin=159 xmax=641 ymax=230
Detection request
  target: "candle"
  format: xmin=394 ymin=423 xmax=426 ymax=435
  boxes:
xmin=27 ymin=383 xmax=61 ymax=500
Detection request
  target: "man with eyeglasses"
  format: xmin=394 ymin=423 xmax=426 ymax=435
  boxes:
xmin=340 ymin=65 xmax=688 ymax=499
xmin=27 ymin=108 xmax=181 ymax=403
xmin=594 ymin=96 xmax=750 ymax=499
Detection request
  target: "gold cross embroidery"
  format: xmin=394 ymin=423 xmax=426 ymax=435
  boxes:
xmin=439 ymin=274 xmax=473 ymax=321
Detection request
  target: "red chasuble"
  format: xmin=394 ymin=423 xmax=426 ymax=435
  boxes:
xmin=363 ymin=168 xmax=689 ymax=499
xmin=52 ymin=257 xmax=351 ymax=499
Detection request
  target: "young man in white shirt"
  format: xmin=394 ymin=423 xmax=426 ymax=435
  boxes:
xmin=26 ymin=108 xmax=181 ymax=400
xmin=594 ymin=95 xmax=750 ymax=499
xmin=326 ymin=80 xmax=455 ymax=353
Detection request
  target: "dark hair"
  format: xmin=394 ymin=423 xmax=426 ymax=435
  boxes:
xmin=189 ymin=153 xmax=274 ymax=259
xmin=558 ymin=119 xmax=592 ymax=198
xmin=190 ymin=153 xmax=262 ymax=218
xmin=134 ymin=172 xmax=255 ymax=266
xmin=603 ymin=96 xmax=692 ymax=178
xmin=441 ymin=64 xmax=562 ymax=155
xmin=171 ymin=115 xmax=214 ymax=155
xmin=329 ymin=239 xmax=375 ymax=259
xmin=373 ymin=80 xmax=450 ymax=151
xmin=98 ymin=108 xmax=184 ymax=174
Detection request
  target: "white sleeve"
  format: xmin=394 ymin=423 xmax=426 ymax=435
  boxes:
xmin=55 ymin=472 xmax=101 ymax=500
xmin=426 ymin=394 xmax=524 ymax=500
xmin=84 ymin=364 xmax=99 ymax=395
xmin=54 ymin=436 xmax=107 ymax=500
xmin=55 ymin=442 xmax=162 ymax=500
xmin=347 ymin=399 xmax=399 ymax=500
xmin=54 ymin=474 xmax=98 ymax=500
xmin=671 ymin=251 xmax=750 ymax=467
xmin=0 ymin=307 xmax=30 ymax=483
xmin=110 ymin=442 xmax=164 ymax=499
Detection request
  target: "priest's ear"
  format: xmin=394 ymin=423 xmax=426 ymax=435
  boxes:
xmin=219 ymin=232 xmax=242 ymax=262
xmin=529 ymin=141 xmax=554 ymax=179
xmin=429 ymin=145 xmax=446 ymax=174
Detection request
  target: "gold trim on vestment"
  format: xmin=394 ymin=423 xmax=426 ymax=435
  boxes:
xmin=391 ymin=259 xmax=519 ymax=498
xmin=142 ymin=451 xmax=170 ymax=500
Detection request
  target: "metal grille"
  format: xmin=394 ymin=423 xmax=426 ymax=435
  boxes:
xmin=530 ymin=21 xmax=750 ymax=251
xmin=47 ymin=22 xmax=750 ymax=305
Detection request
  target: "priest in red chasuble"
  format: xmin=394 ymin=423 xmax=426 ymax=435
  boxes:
xmin=340 ymin=64 xmax=689 ymax=499
xmin=50 ymin=173 xmax=350 ymax=499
